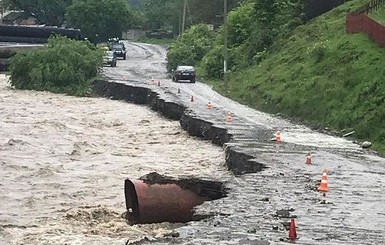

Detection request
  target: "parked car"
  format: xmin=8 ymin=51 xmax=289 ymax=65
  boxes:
xmin=111 ymin=43 xmax=126 ymax=60
xmin=172 ymin=65 xmax=196 ymax=83
xmin=103 ymin=51 xmax=117 ymax=67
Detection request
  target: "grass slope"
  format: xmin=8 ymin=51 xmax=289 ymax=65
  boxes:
xmin=217 ymin=0 xmax=385 ymax=153
xmin=368 ymin=5 xmax=385 ymax=25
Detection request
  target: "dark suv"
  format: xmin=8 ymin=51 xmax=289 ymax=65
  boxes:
xmin=111 ymin=43 xmax=126 ymax=60
xmin=172 ymin=65 xmax=196 ymax=83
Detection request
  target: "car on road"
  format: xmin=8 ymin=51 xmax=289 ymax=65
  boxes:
xmin=172 ymin=65 xmax=196 ymax=83
xmin=111 ymin=43 xmax=127 ymax=60
xmin=103 ymin=51 xmax=117 ymax=67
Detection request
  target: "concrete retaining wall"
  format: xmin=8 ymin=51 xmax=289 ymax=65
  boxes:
xmin=346 ymin=13 xmax=385 ymax=48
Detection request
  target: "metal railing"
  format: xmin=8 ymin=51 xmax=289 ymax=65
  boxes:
xmin=351 ymin=0 xmax=385 ymax=15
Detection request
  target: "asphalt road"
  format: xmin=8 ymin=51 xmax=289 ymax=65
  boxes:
xmin=103 ymin=41 xmax=385 ymax=245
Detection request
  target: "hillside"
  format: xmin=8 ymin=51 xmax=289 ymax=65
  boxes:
xmin=369 ymin=4 xmax=385 ymax=24
xmin=221 ymin=0 xmax=385 ymax=153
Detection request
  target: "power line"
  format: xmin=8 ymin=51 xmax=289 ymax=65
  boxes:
xmin=223 ymin=0 xmax=228 ymax=92
xmin=181 ymin=0 xmax=187 ymax=33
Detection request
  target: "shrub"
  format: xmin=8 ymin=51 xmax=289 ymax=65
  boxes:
xmin=307 ymin=40 xmax=330 ymax=63
xmin=200 ymin=45 xmax=224 ymax=79
xmin=166 ymin=24 xmax=214 ymax=71
xmin=9 ymin=35 xmax=102 ymax=96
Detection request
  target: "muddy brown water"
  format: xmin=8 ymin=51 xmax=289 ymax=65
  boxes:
xmin=0 ymin=74 xmax=230 ymax=244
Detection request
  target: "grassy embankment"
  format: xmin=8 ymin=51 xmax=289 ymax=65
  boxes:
xmin=208 ymin=0 xmax=385 ymax=154
xmin=368 ymin=4 xmax=385 ymax=25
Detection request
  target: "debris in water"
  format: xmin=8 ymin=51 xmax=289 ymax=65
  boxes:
xmin=124 ymin=172 xmax=227 ymax=224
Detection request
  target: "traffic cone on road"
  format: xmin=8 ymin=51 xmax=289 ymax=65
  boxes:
xmin=191 ymin=95 xmax=194 ymax=102
xmin=275 ymin=130 xmax=282 ymax=143
xmin=318 ymin=169 xmax=329 ymax=192
xmin=227 ymin=112 xmax=233 ymax=123
xmin=289 ymin=218 xmax=297 ymax=241
xmin=207 ymin=101 xmax=213 ymax=110
xmin=305 ymin=153 xmax=312 ymax=165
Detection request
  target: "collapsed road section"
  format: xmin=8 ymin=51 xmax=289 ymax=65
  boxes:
xmin=124 ymin=172 xmax=227 ymax=224
xmin=97 ymin=42 xmax=385 ymax=244
xmin=93 ymin=79 xmax=266 ymax=175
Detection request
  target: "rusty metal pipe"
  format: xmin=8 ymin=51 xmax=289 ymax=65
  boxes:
xmin=124 ymin=179 xmax=208 ymax=224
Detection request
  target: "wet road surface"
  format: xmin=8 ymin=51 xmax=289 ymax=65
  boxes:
xmin=103 ymin=42 xmax=385 ymax=244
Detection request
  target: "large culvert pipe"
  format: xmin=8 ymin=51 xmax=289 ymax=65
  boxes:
xmin=124 ymin=179 xmax=208 ymax=224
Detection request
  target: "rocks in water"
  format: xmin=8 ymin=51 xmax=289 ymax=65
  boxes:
xmin=164 ymin=231 xmax=180 ymax=238
xmin=275 ymin=209 xmax=291 ymax=218
xmin=361 ymin=141 xmax=372 ymax=149
xmin=261 ymin=197 xmax=270 ymax=202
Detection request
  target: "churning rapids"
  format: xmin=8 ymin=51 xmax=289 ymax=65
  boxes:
xmin=0 ymin=74 xmax=229 ymax=244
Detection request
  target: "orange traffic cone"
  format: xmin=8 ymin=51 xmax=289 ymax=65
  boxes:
xmin=227 ymin=112 xmax=233 ymax=123
xmin=305 ymin=153 xmax=312 ymax=165
xmin=191 ymin=95 xmax=194 ymax=102
xmin=207 ymin=101 xmax=213 ymax=110
xmin=289 ymin=218 xmax=297 ymax=241
xmin=318 ymin=169 xmax=329 ymax=192
xmin=275 ymin=130 xmax=282 ymax=143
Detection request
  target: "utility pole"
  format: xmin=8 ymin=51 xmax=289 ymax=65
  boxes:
xmin=223 ymin=0 xmax=228 ymax=92
xmin=181 ymin=0 xmax=187 ymax=34
xmin=0 ymin=0 xmax=3 ymax=25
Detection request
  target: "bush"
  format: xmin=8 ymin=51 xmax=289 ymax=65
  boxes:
xmin=199 ymin=0 xmax=304 ymax=79
xmin=166 ymin=24 xmax=214 ymax=71
xmin=200 ymin=45 xmax=224 ymax=79
xmin=308 ymin=40 xmax=330 ymax=63
xmin=9 ymin=35 xmax=102 ymax=96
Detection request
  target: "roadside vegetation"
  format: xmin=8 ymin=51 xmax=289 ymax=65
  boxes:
xmin=9 ymin=36 xmax=102 ymax=96
xmin=66 ymin=0 xmax=135 ymax=43
xmin=3 ymin=0 xmax=385 ymax=154
xmin=167 ymin=0 xmax=385 ymax=155
xmin=166 ymin=24 xmax=214 ymax=72
xmin=2 ymin=0 xmax=137 ymax=44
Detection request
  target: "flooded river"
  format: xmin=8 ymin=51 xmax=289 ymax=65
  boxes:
xmin=0 ymin=74 xmax=229 ymax=244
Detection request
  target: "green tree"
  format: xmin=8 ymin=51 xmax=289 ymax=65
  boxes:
xmin=188 ymin=0 xmax=241 ymax=27
xmin=9 ymin=36 xmax=102 ymax=96
xmin=1 ymin=0 xmax=72 ymax=26
xmin=166 ymin=24 xmax=214 ymax=71
xmin=198 ymin=0 xmax=304 ymax=79
xmin=200 ymin=1 xmax=257 ymax=78
xmin=66 ymin=0 xmax=134 ymax=43
xmin=142 ymin=0 xmax=180 ymax=32
xmin=141 ymin=0 xmax=242 ymax=35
